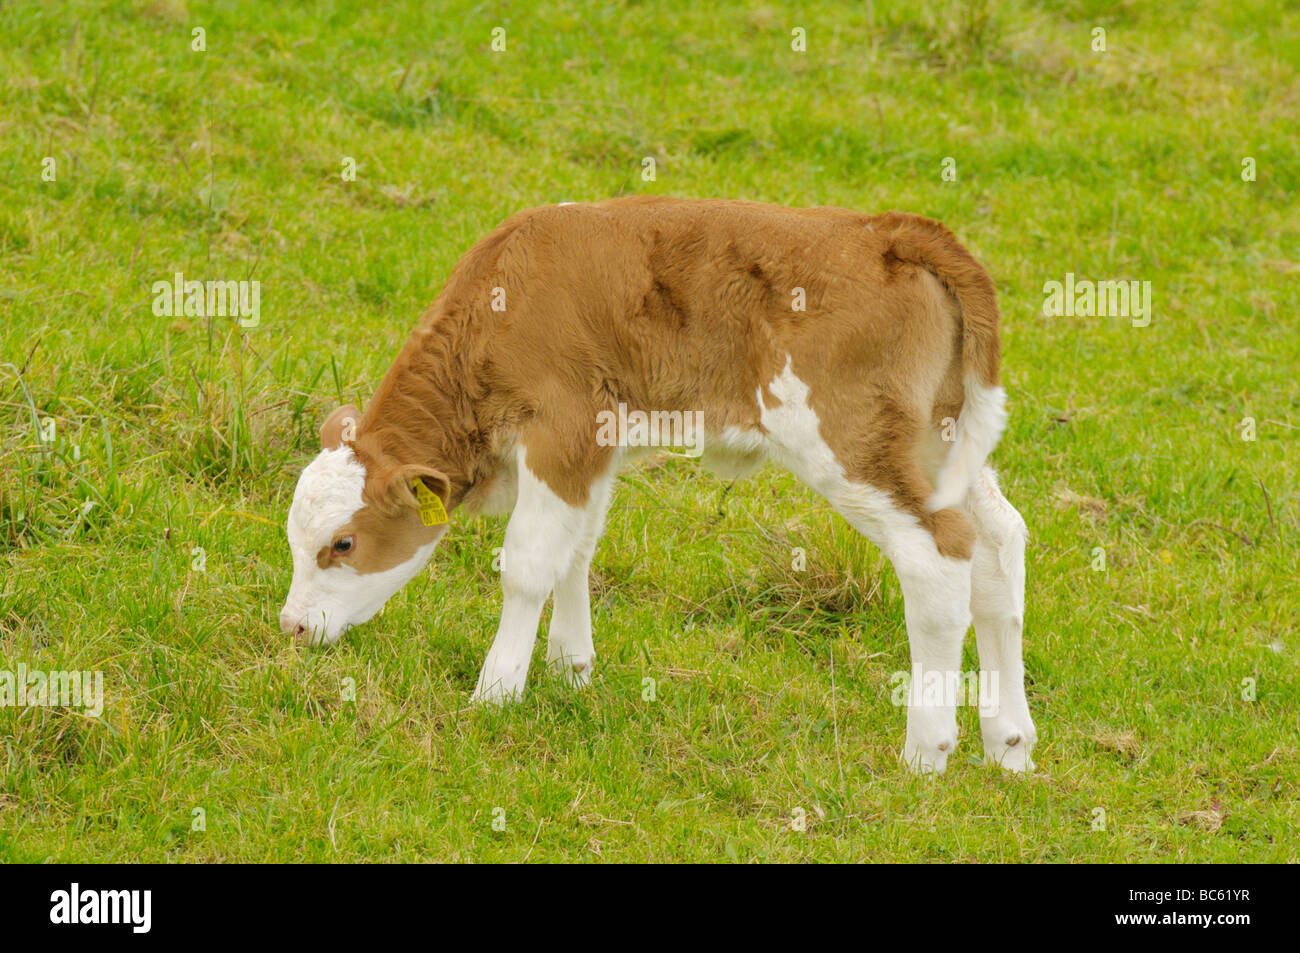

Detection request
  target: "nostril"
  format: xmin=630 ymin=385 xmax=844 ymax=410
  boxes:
xmin=280 ymin=612 xmax=308 ymax=638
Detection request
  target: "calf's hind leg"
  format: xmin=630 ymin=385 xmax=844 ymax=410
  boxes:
xmin=831 ymin=485 xmax=974 ymax=775
xmin=756 ymin=361 xmax=972 ymax=774
xmin=962 ymin=467 xmax=1037 ymax=771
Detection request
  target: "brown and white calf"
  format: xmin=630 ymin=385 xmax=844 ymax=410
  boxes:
xmin=280 ymin=196 xmax=1036 ymax=774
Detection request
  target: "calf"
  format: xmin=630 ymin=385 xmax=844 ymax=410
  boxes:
xmin=280 ymin=196 xmax=1035 ymax=774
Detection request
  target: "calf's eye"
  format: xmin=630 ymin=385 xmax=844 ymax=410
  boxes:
xmin=333 ymin=536 xmax=355 ymax=555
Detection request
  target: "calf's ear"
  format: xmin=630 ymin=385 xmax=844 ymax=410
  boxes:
xmin=320 ymin=405 xmax=362 ymax=450
xmin=369 ymin=464 xmax=452 ymax=520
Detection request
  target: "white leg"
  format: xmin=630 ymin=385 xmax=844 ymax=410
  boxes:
xmin=545 ymin=559 xmax=595 ymax=686
xmin=753 ymin=361 xmax=970 ymax=774
xmin=827 ymin=483 xmax=971 ymax=775
xmin=889 ymin=526 xmax=972 ymax=775
xmin=546 ymin=466 xmax=616 ymax=686
xmin=472 ymin=448 xmax=587 ymax=704
xmin=963 ymin=467 xmax=1037 ymax=771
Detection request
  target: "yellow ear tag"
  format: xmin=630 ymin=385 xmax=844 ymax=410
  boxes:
xmin=413 ymin=480 xmax=448 ymax=527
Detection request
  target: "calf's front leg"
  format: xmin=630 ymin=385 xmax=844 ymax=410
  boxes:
xmin=545 ymin=558 xmax=595 ymax=686
xmin=472 ymin=448 xmax=586 ymax=704
xmin=545 ymin=466 xmax=616 ymax=686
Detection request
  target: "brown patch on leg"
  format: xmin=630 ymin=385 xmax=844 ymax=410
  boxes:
xmin=922 ymin=507 xmax=975 ymax=560
xmin=815 ymin=378 xmax=974 ymax=561
xmin=830 ymin=411 xmax=974 ymax=560
xmin=519 ymin=413 xmax=617 ymax=508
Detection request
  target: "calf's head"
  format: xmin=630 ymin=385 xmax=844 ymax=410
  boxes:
xmin=279 ymin=405 xmax=451 ymax=646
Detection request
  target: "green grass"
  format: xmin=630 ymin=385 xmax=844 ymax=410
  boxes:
xmin=1 ymin=0 xmax=1297 ymax=862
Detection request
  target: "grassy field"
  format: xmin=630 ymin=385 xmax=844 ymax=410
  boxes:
xmin=1 ymin=0 xmax=1297 ymax=862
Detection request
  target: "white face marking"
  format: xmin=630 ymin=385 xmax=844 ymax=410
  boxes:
xmin=279 ymin=447 xmax=438 ymax=646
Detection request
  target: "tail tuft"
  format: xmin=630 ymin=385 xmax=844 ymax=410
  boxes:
xmin=927 ymin=376 xmax=1007 ymax=512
